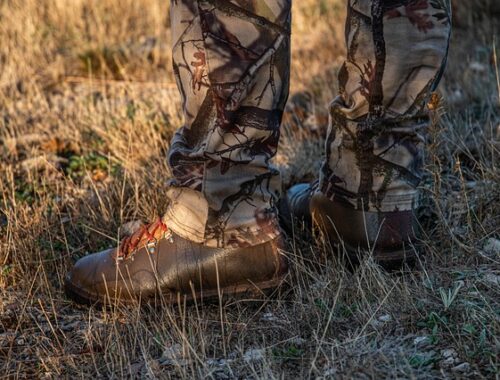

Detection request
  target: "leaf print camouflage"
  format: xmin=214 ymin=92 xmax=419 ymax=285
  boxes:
xmin=165 ymin=0 xmax=451 ymax=248
xmin=318 ymin=0 xmax=451 ymax=212
xmin=165 ymin=0 xmax=291 ymax=248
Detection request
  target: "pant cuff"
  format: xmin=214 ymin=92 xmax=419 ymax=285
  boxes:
xmin=163 ymin=187 xmax=281 ymax=248
xmin=318 ymin=182 xmax=421 ymax=213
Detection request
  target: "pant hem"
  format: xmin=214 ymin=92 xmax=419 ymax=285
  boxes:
xmin=319 ymin=182 xmax=420 ymax=212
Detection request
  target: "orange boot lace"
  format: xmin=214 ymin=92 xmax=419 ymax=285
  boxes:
xmin=116 ymin=217 xmax=172 ymax=261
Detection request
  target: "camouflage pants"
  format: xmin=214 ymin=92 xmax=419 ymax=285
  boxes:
xmin=164 ymin=0 xmax=451 ymax=248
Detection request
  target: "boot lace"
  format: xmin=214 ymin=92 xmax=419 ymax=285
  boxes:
xmin=116 ymin=217 xmax=172 ymax=261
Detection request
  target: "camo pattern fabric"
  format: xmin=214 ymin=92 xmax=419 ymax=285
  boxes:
xmin=166 ymin=0 xmax=451 ymax=248
xmin=165 ymin=0 xmax=291 ymax=248
xmin=319 ymin=0 xmax=451 ymax=212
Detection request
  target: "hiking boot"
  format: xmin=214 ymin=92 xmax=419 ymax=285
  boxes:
xmin=278 ymin=183 xmax=313 ymax=234
xmin=280 ymin=184 xmax=418 ymax=268
xmin=65 ymin=218 xmax=288 ymax=305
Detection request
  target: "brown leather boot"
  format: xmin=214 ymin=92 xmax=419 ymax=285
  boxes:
xmin=280 ymin=184 xmax=418 ymax=268
xmin=65 ymin=218 xmax=288 ymax=305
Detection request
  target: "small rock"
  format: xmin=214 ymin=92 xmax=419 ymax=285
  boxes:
xmin=469 ymin=62 xmax=487 ymax=74
xmin=441 ymin=348 xmax=457 ymax=359
xmin=227 ymin=351 xmax=238 ymax=360
xmin=370 ymin=320 xmax=384 ymax=329
xmin=414 ymin=336 xmax=431 ymax=348
xmin=378 ymin=314 xmax=392 ymax=323
xmin=440 ymin=349 xmax=459 ymax=368
xmin=452 ymin=362 xmax=471 ymax=373
xmin=311 ymin=281 xmax=329 ymax=291
xmin=482 ymin=273 xmax=500 ymax=286
xmin=483 ymin=239 xmax=500 ymax=256
xmin=206 ymin=359 xmax=219 ymax=366
xmin=465 ymin=181 xmax=477 ymax=189
xmin=243 ymin=348 xmax=265 ymax=363
xmin=206 ymin=358 xmax=231 ymax=367
xmin=261 ymin=312 xmax=278 ymax=322
xmin=323 ymin=367 xmax=337 ymax=377
xmin=441 ymin=357 xmax=456 ymax=368
xmin=15 ymin=338 xmax=25 ymax=346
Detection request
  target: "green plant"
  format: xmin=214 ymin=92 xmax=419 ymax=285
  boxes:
xmin=439 ymin=282 xmax=464 ymax=311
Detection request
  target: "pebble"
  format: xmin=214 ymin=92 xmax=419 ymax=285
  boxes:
xmin=452 ymin=362 xmax=471 ymax=373
xmin=442 ymin=357 xmax=456 ymax=368
xmin=413 ymin=336 xmax=431 ymax=348
xmin=261 ymin=312 xmax=279 ymax=322
xmin=206 ymin=358 xmax=231 ymax=367
xmin=243 ymin=348 xmax=265 ymax=363
xmin=483 ymin=238 xmax=500 ymax=256
xmin=16 ymin=338 xmax=25 ymax=346
xmin=482 ymin=273 xmax=500 ymax=286
xmin=378 ymin=314 xmax=392 ymax=323
xmin=440 ymin=348 xmax=459 ymax=368
xmin=441 ymin=348 xmax=457 ymax=359
xmin=323 ymin=367 xmax=337 ymax=377
xmin=370 ymin=320 xmax=384 ymax=329
xmin=469 ymin=62 xmax=487 ymax=74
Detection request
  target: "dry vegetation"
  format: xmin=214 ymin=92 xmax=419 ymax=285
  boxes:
xmin=1 ymin=0 xmax=499 ymax=378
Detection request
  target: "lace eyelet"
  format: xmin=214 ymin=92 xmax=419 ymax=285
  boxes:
xmin=117 ymin=217 xmax=171 ymax=261
xmin=146 ymin=239 xmax=158 ymax=254
xmin=163 ymin=231 xmax=174 ymax=243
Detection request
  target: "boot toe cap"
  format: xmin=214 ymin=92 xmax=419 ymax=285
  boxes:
xmin=65 ymin=249 xmax=118 ymax=304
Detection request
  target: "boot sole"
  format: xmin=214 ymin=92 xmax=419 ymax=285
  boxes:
xmin=64 ymin=275 xmax=288 ymax=307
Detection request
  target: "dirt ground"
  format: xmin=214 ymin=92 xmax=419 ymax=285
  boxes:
xmin=1 ymin=0 xmax=499 ymax=378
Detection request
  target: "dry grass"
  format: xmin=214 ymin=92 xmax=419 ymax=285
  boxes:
xmin=1 ymin=0 xmax=499 ymax=378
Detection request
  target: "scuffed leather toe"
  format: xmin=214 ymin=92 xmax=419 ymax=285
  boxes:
xmin=65 ymin=248 xmax=158 ymax=304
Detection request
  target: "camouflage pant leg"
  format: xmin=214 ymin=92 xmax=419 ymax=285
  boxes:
xmin=165 ymin=1 xmax=291 ymax=248
xmin=319 ymin=0 xmax=452 ymax=212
